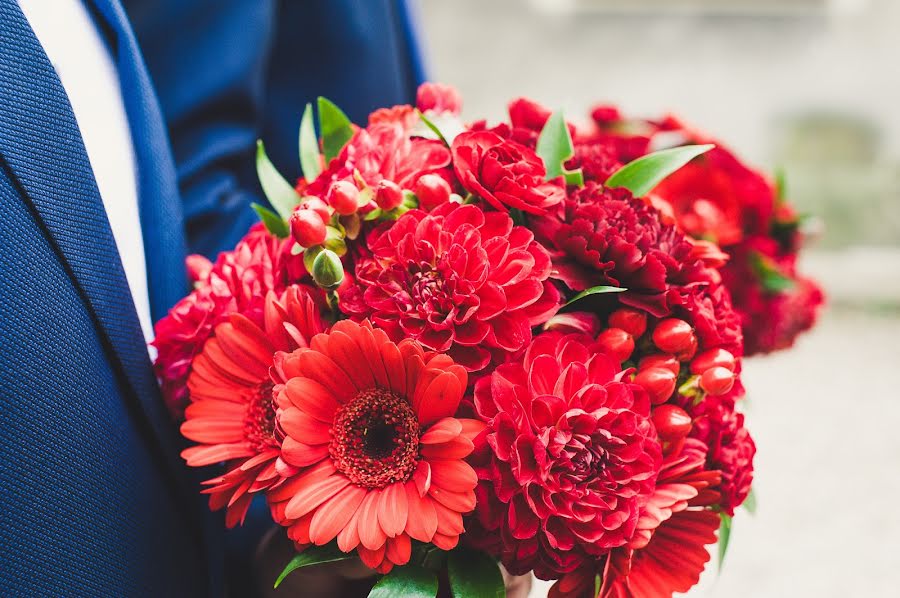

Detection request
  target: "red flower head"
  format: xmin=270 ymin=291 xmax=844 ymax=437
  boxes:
xmin=508 ymin=97 xmax=553 ymax=134
xmin=180 ymin=286 xmax=326 ymax=527
xmin=340 ymin=203 xmax=561 ymax=373
xmin=535 ymin=182 xmax=713 ymax=317
xmin=451 ymin=130 xmax=564 ymax=215
xmin=689 ymin=401 xmax=755 ymax=515
xmin=300 ymin=122 xmax=451 ymax=198
xmin=266 ymin=320 xmax=485 ymax=573
xmin=152 ymin=224 xmax=295 ymax=417
xmin=469 ymin=332 xmax=663 ymax=579
xmin=549 ymin=440 xmax=722 ymax=598
xmin=677 ymin=283 xmax=744 ymax=358
xmin=416 ymin=82 xmax=462 ymax=115
xmin=652 ymin=146 xmax=775 ymax=245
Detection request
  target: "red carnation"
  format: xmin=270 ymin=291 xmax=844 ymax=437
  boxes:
xmin=416 ymin=82 xmax=462 ymax=115
xmin=469 ymin=332 xmax=662 ymax=579
xmin=535 ymin=183 xmax=713 ymax=317
xmin=451 ymin=130 xmax=564 ymax=215
xmin=300 ymin=122 xmax=451 ymax=198
xmin=340 ymin=203 xmax=560 ymax=372
xmin=152 ymin=224 xmax=296 ymax=417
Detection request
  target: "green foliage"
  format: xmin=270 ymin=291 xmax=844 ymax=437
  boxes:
xmin=536 ymin=111 xmax=584 ymax=186
xmin=416 ymin=109 xmax=449 ymax=146
xmin=367 ymin=565 xmax=438 ymax=598
xmin=605 ymin=144 xmax=714 ymax=198
xmin=318 ymin=97 xmax=354 ymax=162
xmin=718 ymin=512 xmax=732 ymax=572
xmin=447 ymin=548 xmax=505 ymax=598
xmin=298 ymin=103 xmax=321 ymax=181
xmin=251 ymin=202 xmax=289 ymax=238
xmin=749 ymin=251 xmax=795 ymax=293
xmin=565 ymin=285 xmax=627 ymax=307
xmin=256 ymin=140 xmax=301 ymax=221
xmin=744 ymin=488 xmax=757 ymax=515
xmin=274 ymin=544 xmax=354 ymax=588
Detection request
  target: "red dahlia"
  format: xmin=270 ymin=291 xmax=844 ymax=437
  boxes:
xmin=180 ymin=287 xmax=326 ymax=527
xmin=340 ymin=203 xmax=561 ymax=372
xmin=266 ymin=320 xmax=484 ymax=573
xmin=535 ymin=182 xmax=713 ymax=317
xmin=469 ymin=332 xmax=662 ymax=579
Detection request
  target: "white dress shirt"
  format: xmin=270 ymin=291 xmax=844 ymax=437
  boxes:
xmin=18 ymin=0 xmax=155 ymax=345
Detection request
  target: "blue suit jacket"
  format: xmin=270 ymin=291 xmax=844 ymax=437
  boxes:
xmin=0 ymin=0 xmax=423 ymax=595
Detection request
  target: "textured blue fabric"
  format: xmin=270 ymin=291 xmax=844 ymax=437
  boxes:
xmin=0 ymin=0 xmax=424 ymax=596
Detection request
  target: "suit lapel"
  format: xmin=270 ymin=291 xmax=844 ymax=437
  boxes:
xmin=0 ymin=0 xmax=196 ymax=507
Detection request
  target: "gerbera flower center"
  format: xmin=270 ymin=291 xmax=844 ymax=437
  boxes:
xmin=244 ymin=381 xmax=277 ymax=451
xmin=329 ymin=388 xmax=421 ymax=489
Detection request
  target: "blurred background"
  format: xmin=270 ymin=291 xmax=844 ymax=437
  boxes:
xmin=416 ymin=0 xmax=900 ymax=596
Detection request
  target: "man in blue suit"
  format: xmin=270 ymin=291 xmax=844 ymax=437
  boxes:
xmin=0 ymin=1 xmax=423 ymax=595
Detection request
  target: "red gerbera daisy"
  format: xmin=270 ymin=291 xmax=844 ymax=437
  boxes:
xmin=180 ymin=286 xmax=326 ymax=527
xmin=468 ymin=331 xmax=662 ymax=579
xmin=340 ymin=202 xmax=561 ymax=372
xmin=266 ymin=319 xmax=485 ymax=573
xmin=153 ymin=223 xmax=297 ymax=417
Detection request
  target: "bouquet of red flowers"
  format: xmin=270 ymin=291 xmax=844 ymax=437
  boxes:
xmin=154 ymin=84 xmax=780 ymax=597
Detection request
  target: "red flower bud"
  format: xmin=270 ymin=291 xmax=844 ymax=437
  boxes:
xmin=327 ymin=181 xmax=360 ymax=215
xmin=596 ymin=328 xmax=634 ymax=363
xmin=652 ymin=318 xmax=695 ymax=354
xmin=700 ymin=366 xmax=735 ymax=396
xmin=290 ymin=209 xmax=327 ymax=247
xmin=690 ymin=348 xmax=736 ymax=375
xmin=608 ymin=308 xmax=647 ymax=338
xmin=299 ymin=197 xmax=331 ymax=223
xmin=185 ymin=254 xmax=212 ymax=283
xmin=633 ymin=367 xmax=677 ymax=405
xmin=374 ymin=180 xmax=404 ymax=211
xmin=638 ymin=354 xmax=680 ymax=376
xmin=652 ymin=404 xmax=692 ymax=442
xmin=415 ymin=174 xmax=452 ymax=210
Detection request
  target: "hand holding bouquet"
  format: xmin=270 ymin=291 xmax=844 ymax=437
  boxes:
xmin=153 ymin=84 xmax=814 ymax=597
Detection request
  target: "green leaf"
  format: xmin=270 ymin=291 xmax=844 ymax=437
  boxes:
xmin=274 ymin=544 xmax=355 ymax=588
xmin=536 ymin=111 xmax=583 ymax=186
xmin=416 ymin=109 xmax=449 ymax=146
xmin=743 ymin=488 xmax=757 ymax=516
xmin=257 ymin=140 xmax=301 ymax=221
xmin=605 ymin=144 xmax=714 ymax=198
xmin=251 ymin=202 xmax=289 ymax=238
xmin=367 ymin=565 xmax=438 ymax=598
xmin=565 ymin=285 xmax=627 ymax=307
xmin=318 ymin=97 xmax=354 ymax=162
xmin=774 ymin=167 xmax=787 ymax=205
xmin=717 ymin=512 xmax=732 ymax=572
xmin=748 ymin=251 xmax=795 ymax=293
xmin=447 ymin=548 xmax=504 ymax=598
xmin=299 ymin=103 xmax=321 ymax=182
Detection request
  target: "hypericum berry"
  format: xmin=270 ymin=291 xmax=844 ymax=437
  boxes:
xmin=290 ymin=209 xmax=327 ymax=247
xmin=299 ymin=196 xmax=331 ymax=223
xmin=638 ymin=354 xmax=680 ymax=376
xmin=652 ymin=404 xmax=692 ymax=442
xmin=652 ymin=318 xmax=696 ymax=354
xmin=328 ymin=180 xmax=360 ymax=215
xmin=634 ymin=367 xmax=677 ymax=405
xmin=700 ymin=366 xmax=735 ymax=396
xmin=676 ymin=335 xmax=698 ymax=362
xmin=311 ymin=248 xmax=345 ymax=290
xmin=596 ymin=328 xmax=634 ymax=363
xmin=690 ymin=348 xmax=736 ymax=375
xmin=374 ymin=180 xmax=404 ymax=211
xmin=414 ymin=174 xmax=451 ymax=210
xmin=608 ymin=308 xmax=647 ymax=338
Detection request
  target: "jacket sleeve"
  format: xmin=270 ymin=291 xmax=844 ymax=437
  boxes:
xmin=124 ymin=0 xmax=426 ymax=259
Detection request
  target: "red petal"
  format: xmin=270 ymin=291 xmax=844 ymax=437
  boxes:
xmin=404 ymin=483 xmax=438 ymax=542
xmin=308 ymin=483 xmax=367 ymax=545
xmin=357 ymin=491 xmax=388 ymax=550
xmin=415 ymin=371 xmax=463 ymax=427
xmin=430 ymin=459 xmax=477 ymax=493
xmin=283 ymin=377 xmax=340 ymax=422
xmin=279 ymin=408 xmax=331 ymax=445
xmin=384 ymin=534 xmax=412 ymax=567
xmin=280 ymin=437 xmax=329 ymax=468
xmin=420 ymin=418 xmax=463 ymax=444
xmin=377 ymin=483 xmax=409 ymax=538
xmin=284 ymin=474 xmax=351 ymax=520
